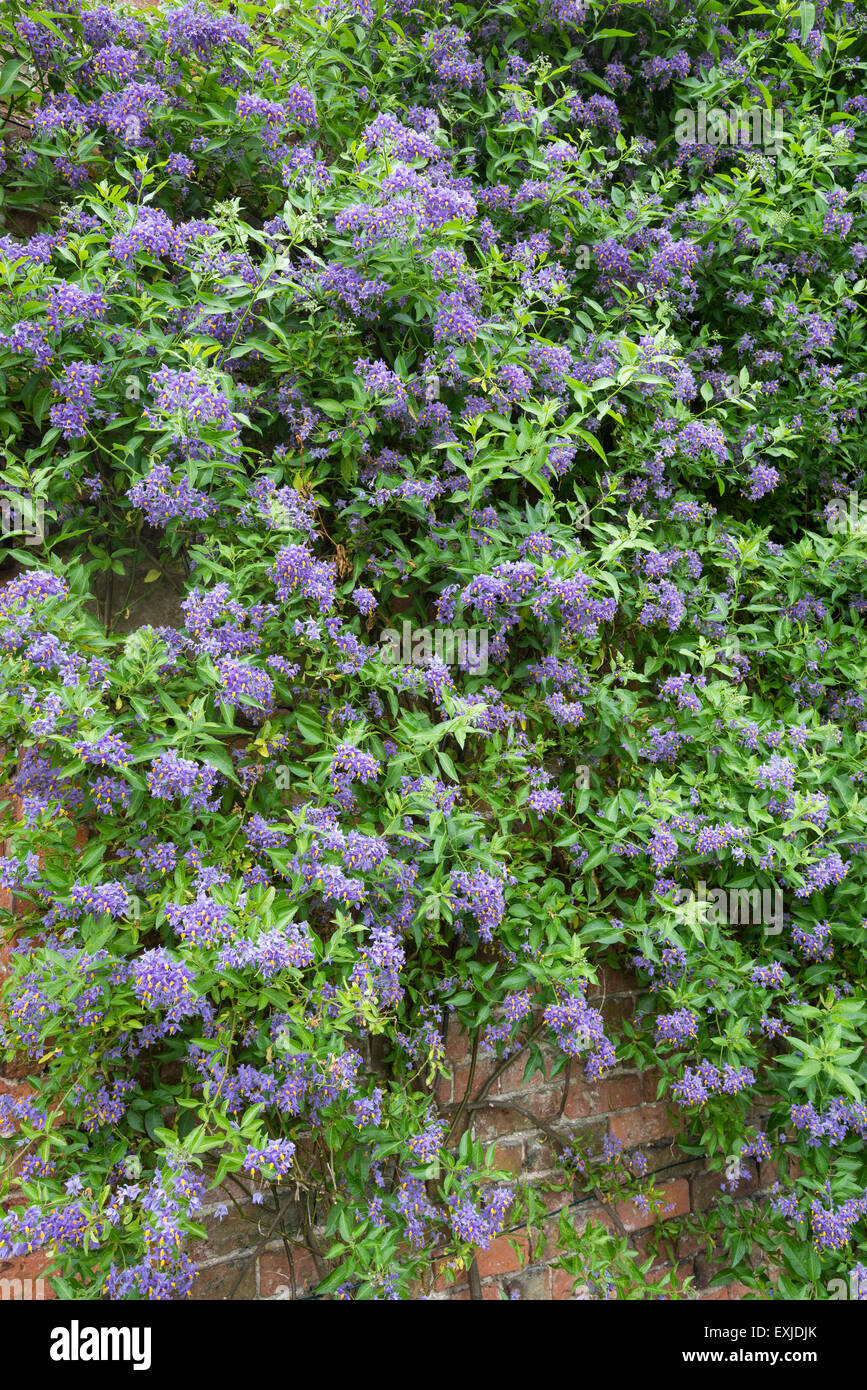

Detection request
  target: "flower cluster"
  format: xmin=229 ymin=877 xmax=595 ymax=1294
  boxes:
xmin=2 ymin=0 xmax=867 ymax=1307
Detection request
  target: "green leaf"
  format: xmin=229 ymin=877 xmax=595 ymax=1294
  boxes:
xmin=785 ymin=42 xmax=815 ymax=70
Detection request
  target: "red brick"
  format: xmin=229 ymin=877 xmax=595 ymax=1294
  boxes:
xmin=537 ymin=1186 xmax=572 ymax=1214
xmin=632 ymin=1229 xmax=679 ymax=1264
xmin=452 ymin=1054 xmax=494 ymax=1100
xmin=600 ymin=995 xmax=635 ymax=1028
xmin=552 ymin=1267 xmax=577 ymax=1300
xmin=434 ymin=1073 xmax=452 ymax=1106
xmin=519 ymin=1086 xmax=563 ymax=1121
xmin=0 ymin=1080 xmax=34 ymax=1105
xmin=524 ymin=1138 xmax=560 ymax=1174
xmin=259 ymin=1247 xmax=319 ymax=1298
xmin=193 ymin=1212 xmax=256 ymax=1266
xmin=615 ymin=1178 xmax=690 ymax=1232
xmin=493 ymin=1142 xmax=524 ymax=1176
xmin=642 ymin=1069 xmax=664 ymax=1102
xmin=601 ymin=1074 xmax=643 ymax=1112
xmin=445 ymin=1021 xmax=470 ymax=1065
xmin=192 ymin=1258 xmax=256 ymax=1300
xmin=496 ymin=1052 xmax=547 ymax=1095
xmin=727 ymin=1281 xmax=752 ymax=1300
xmin=432 ymin=1261 xmax=468 ymax=1295
xmin=569 ymin=1205 xmax=616 ymax=1241
xmin=533 ymin=1216 xmax=560 ymax=1264
xmin=563 ymin=1083 xmax=595 ymax=1119
xmin=758 ymin=1159 xmax=780 ymax=1190
xmin=609 ymin=1103 xmax=678 ymax=1146
xmin=660 ymin=1176 xmax=691 ymax=1218
xmin=472 ymin=1105 xmax=531 ymax=1141
xmin=494 ymin=1054 xmax=526 ymax=1095
xmin=641 ymin=1259 xmax=695 ymax=1296
xmin=678 ymin=1231 xmax=700 ymax=1259
xmin=567 ymin=1117 xmax=608 ymax=1150
xmin=475 ymin=1232 xmax=528 ymax=1278
xmin=0 ymin=1253 xmax=55 ymax=1298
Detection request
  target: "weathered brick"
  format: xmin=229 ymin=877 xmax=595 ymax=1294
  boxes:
xmin=599 ymin=995 xmax=635 ymax=1028
xmin=677 ymin=1231 xmax=701 ymax=1259
xmin=524 ymin=1137 xmax=560 ymax=1174
xmin=660 ymin=1176 xmax=692 ymax=1218
xmin=434 ymin=1073 xmax=452 ymax=1106
xmin=691 ymin=1169 xmax=725 ymax=1212
xmin=475 ymin=1231 xmax=528 ymax=1278
xmin=432 ymin=1261 xmax=468 ymax=1295
xmin=451 ymin=1054 xmax=498 ymax=1102
xmin=631 ymin=1228 xmax=680 ymax=1265
xmin=194 ymin=1212 xmax=257 ymax=1265
xmin=493 ymin=1142 xmax=524 ymax=1176
xmin=644 ymin=1145 xmax=699 ymax=1173
xmin=192 ymin=1258 xmax=257 ymax=1300
xmin=642 ymin=1069 xmax=664 ymax=1102
xmin=535 ymin=1215 xmax=567 ymax=1264
xmin=537 ymin=1185 xmax=572 ymax=1214
xmin=694 ymin=1251 xmax=729 ymax=1290
xmin=445 ymin=1021 xmax=470 ymax=1065
xmin=615 ymin=1178 xmax=690 ymax=1232
xmin=757 ymin=1159 xmax=780 ymax=1190
xmin=563 ymin=1083 xmax=596 ymax=1119
xmin=609 ymin=1102 xmax=678 ymax=1146
xmin=0 ymin=1253 xmax=56 ymax=1299
xmin=519 ymin=1085 xmax=564 ymax=1121
xmin=472 ymin=1105 xmax=533 ymax=1141
xmin=726 ymin=1280 xmax=752 ymax=1300
xmin=569 ymin=1205 xmax=616 ymax=1239
xmin=637 ymin=1258 xmax=695 ymax=1295
xmin=507 ymin=1265 xmax=551 ymax=1300
xmin=259 ymin=1247 xmax=319 ymax=1298
xmin=601 ymin=1074 xmax=643 ymax=1112
xmin=495 ymin=1053 xmax=532 ymax=1095
xmin=567 ymin=1117 xmax=609 ymax=1150
xmin=551 ymin=1267 xmax=578 ymax=1300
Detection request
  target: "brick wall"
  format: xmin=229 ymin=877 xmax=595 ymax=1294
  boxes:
xmin=421 ymin=977 xmax=770 ymax=1302
xmin=2 ymin=788 xmax=779 ymax=1301
xmin=185 ymin=968 xmax=780 ymax=1301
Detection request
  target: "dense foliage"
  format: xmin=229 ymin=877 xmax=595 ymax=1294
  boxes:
xmin=0 ymin=0 xmax=866 ymax=1301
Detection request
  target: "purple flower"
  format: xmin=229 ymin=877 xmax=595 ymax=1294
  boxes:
xmin=146 ymin=750 xmax=219 ymax=812
xmin=127 ymin=465 xmax=216 ymax=528
xmin=243 ymin=1139 xmax=296 ymax=1178
xmin=654 ymin=1009 xmax=699 ymax=1047
xmin=132 ymin=949 xmax=198 ymax=1027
